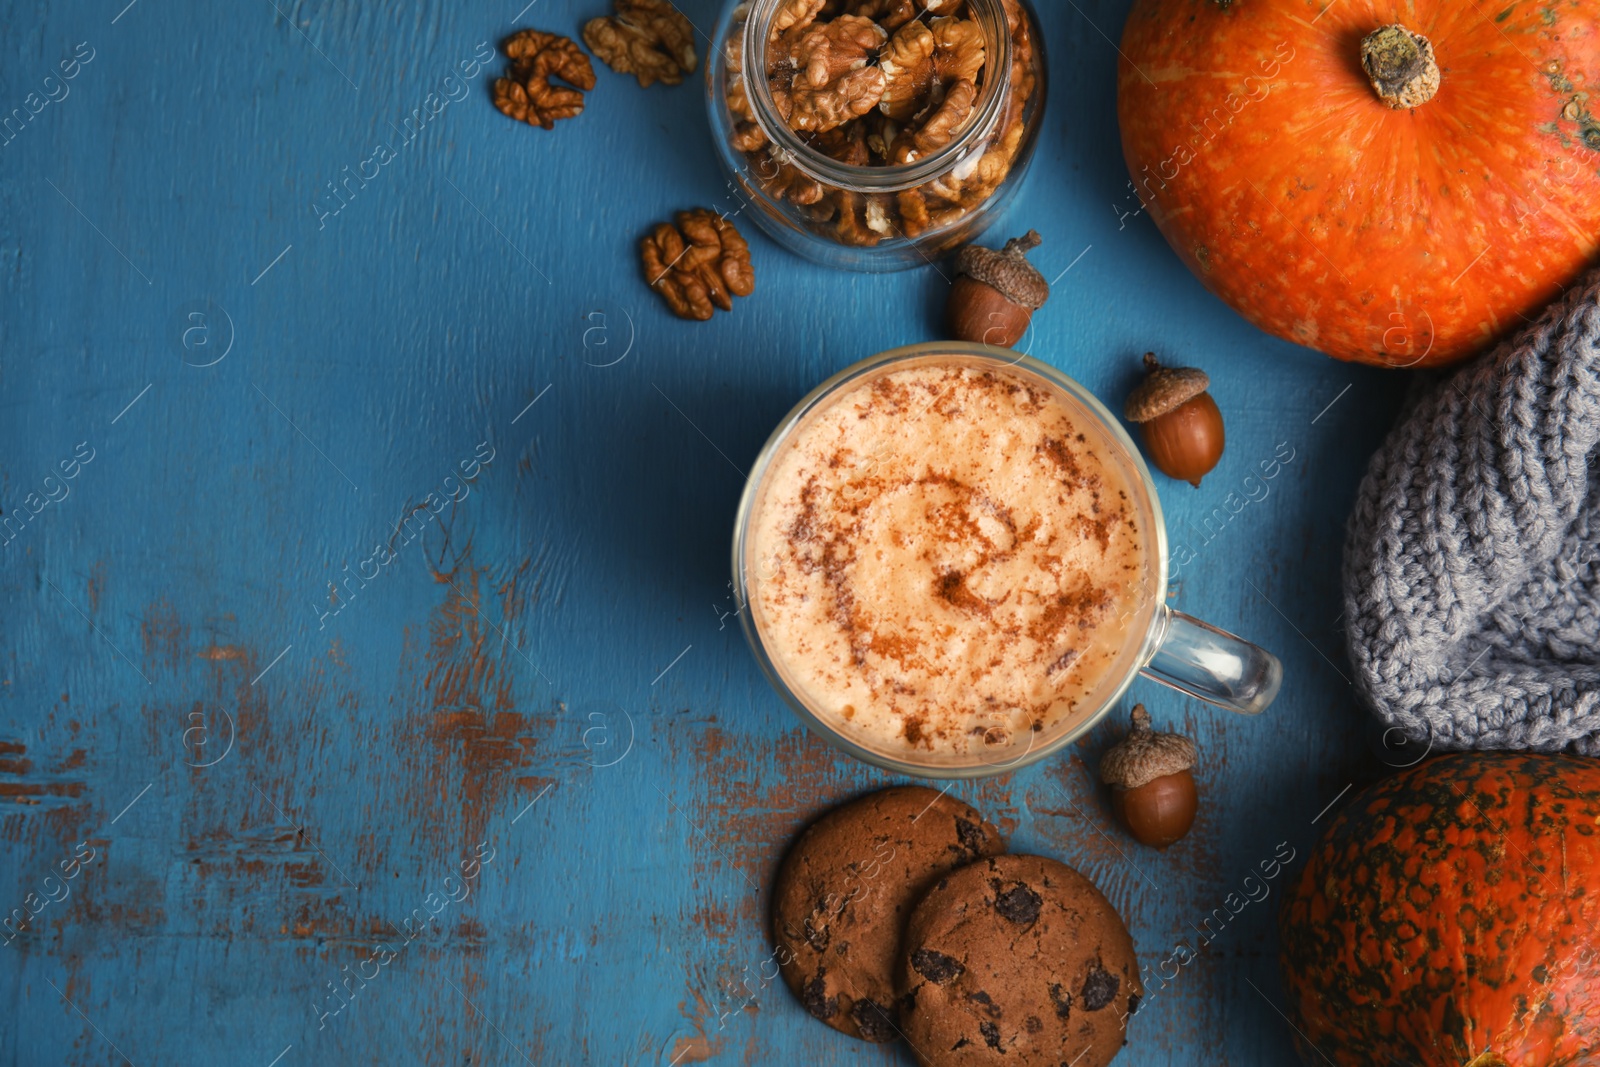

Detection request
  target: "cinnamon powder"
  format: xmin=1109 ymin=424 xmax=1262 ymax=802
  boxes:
xmin=747 ymin=363 xmax=1154 ymax=758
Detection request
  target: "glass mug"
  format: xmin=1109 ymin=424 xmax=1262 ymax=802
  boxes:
xmin=731 ymin=344 xmax=1281 ymax=778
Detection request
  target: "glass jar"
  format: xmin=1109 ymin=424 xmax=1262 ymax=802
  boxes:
xmin=706 ymin=0 xmax=1046 ymax=272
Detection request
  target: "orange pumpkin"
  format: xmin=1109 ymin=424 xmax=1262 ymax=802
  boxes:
xmin=1279 ymin=753 xmax=1600 ymax=1066
xmin=1117 ymin=0 xmax=1600 ymax=367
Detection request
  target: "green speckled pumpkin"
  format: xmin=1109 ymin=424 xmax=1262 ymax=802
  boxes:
xmin=1280 ymin=752 xmax=1600 ymax=1067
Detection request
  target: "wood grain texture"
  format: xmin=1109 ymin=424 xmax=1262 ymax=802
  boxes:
xmin=0 ymin=0 xmax=1406 ymax=1063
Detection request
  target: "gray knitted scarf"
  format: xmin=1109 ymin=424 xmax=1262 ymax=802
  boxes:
xmin=1343 ymin=269 xmax=1600 ymax=755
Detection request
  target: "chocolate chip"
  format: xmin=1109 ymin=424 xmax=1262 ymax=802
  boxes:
xmin=802 ymin=971 xmax=837 ymax=1019
xmin=851 ymin=998 xmax=897 ymax=1043
xmin=911 ymin=947 xmax=965 ymax=984
xmin=966 ymin=990 xmax=1000 ymax=1017
xmin=979 ymin=1020 xmax=1003 ymax=1051
xmin=993 ymin=882 xmax=1042 ymax=924
xmin=1081 ymin=966 xmax=1120 ymax=1011
xmin=802 ymin=917 xmax=829 ymax=952
xmin=955 ymin=817 xmax=988 ymax=857
xmin=1127 ymin=993 xmax=1141 ymax=1016
xmin=951 ymin=1037 xmax=970 ymax=1051
xmin=1049 ymin=982 xmax=1071 ymax=1019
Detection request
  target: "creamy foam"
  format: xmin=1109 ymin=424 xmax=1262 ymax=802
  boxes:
xmin=746 ymin=362 xmax=1154 ymax=759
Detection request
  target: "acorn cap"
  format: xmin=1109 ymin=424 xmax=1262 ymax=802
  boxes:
xmin=1124 ymin=353 xmax=1210 ymax=423
xmin=953 ymin=231 xmax=1049 ymax=311
xmin=1099 ymin=705 xmax=1197 ymax=789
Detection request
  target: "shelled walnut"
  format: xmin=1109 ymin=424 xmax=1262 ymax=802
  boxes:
xmin=494 ymin=30 xmax=597 ymax=129
xmin=846 ymin=0 xmax=918 ymax=31
xmin=772 ymin=0 xmax=827 ymax=36
xmin=720 ymin=0 xmax=1038 ymax=250
xmin=878 ymin=20 xmax=934 ymax=120
xmin=640 ymin=209 xmax=756 ymax=320
xmin=786 ymin=15 xmax=888 ymax=132
xmin=891 ymin=77 xmax=977 ymax=161
xmin=584 ymin=0 xmax=698 ymax=88
xmin=931 ymin=16 xmax=986 ymax=81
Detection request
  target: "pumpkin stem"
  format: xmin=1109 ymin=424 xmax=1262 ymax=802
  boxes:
xmin=1360 ymin=25 xmax=1440 ymax=109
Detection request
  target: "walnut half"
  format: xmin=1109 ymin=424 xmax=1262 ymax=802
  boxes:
xmin=877 ymin=20 xmax=934 ymax=121
xmin=583 ymin=0 xmax=698 ymax=88
xmin=891 ymin=76 xmax=977 ymax=162
xmin=930 ymin=16 xmax=985 ymax=82
xmin=495 ymin=30 xmax=597 ymax=129
xmin=771 ymin=0 xmax=827 ymax=38
xmin=640 ymin=209 xmax=756 ymax=320
xmin=785 ymin=14 xmax=887 ymax=132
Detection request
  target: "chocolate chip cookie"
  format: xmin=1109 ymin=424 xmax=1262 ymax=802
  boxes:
xmin=897 ymin=854 xmax=1142 ymax=1067
xmin=772 ymin=786 xmax=1006 ymax=1042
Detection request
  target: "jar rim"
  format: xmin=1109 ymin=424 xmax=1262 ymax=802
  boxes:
xmin=739 ymin=0 xmax=1015 ymax=194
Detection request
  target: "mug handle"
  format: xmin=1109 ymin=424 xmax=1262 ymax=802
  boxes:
xmin=1139 ymin=605 xmax=1282 ymax=714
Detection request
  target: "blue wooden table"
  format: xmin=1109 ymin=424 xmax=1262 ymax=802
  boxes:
xmin=0 ymin=0 xmax=1407 ymax=1062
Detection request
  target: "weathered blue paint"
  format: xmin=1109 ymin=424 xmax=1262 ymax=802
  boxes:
xmin=0 ymin=0 xmax=1406 ymax=1063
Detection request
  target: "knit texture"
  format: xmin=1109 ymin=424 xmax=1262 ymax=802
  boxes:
xmin=1343 ymin=269 xmax=1600 ymax=755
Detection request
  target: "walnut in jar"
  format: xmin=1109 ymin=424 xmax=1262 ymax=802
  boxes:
xmin=584 ymin=0 xmax=699 ymax=88
xmin=877 ymin=20 xmax=934 ymax=121
xmin=891 ymin=77 xmax=977 ymax=162
xmin=771 ymin=0 xmax=827 ymax=37
xmin=713 ymin=0 xmax=1043 ymax=257
xmin=785 ymin=15 xmax=888 ymax=132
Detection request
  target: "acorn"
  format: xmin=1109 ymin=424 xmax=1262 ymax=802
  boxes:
xmin=1099 ymin=705 xmax=1198 ymax=849
xmin=1124 ymin=353 xmax=1224 ymax=487
xmin=946 ymin=231 xmax=1050 ymax=348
